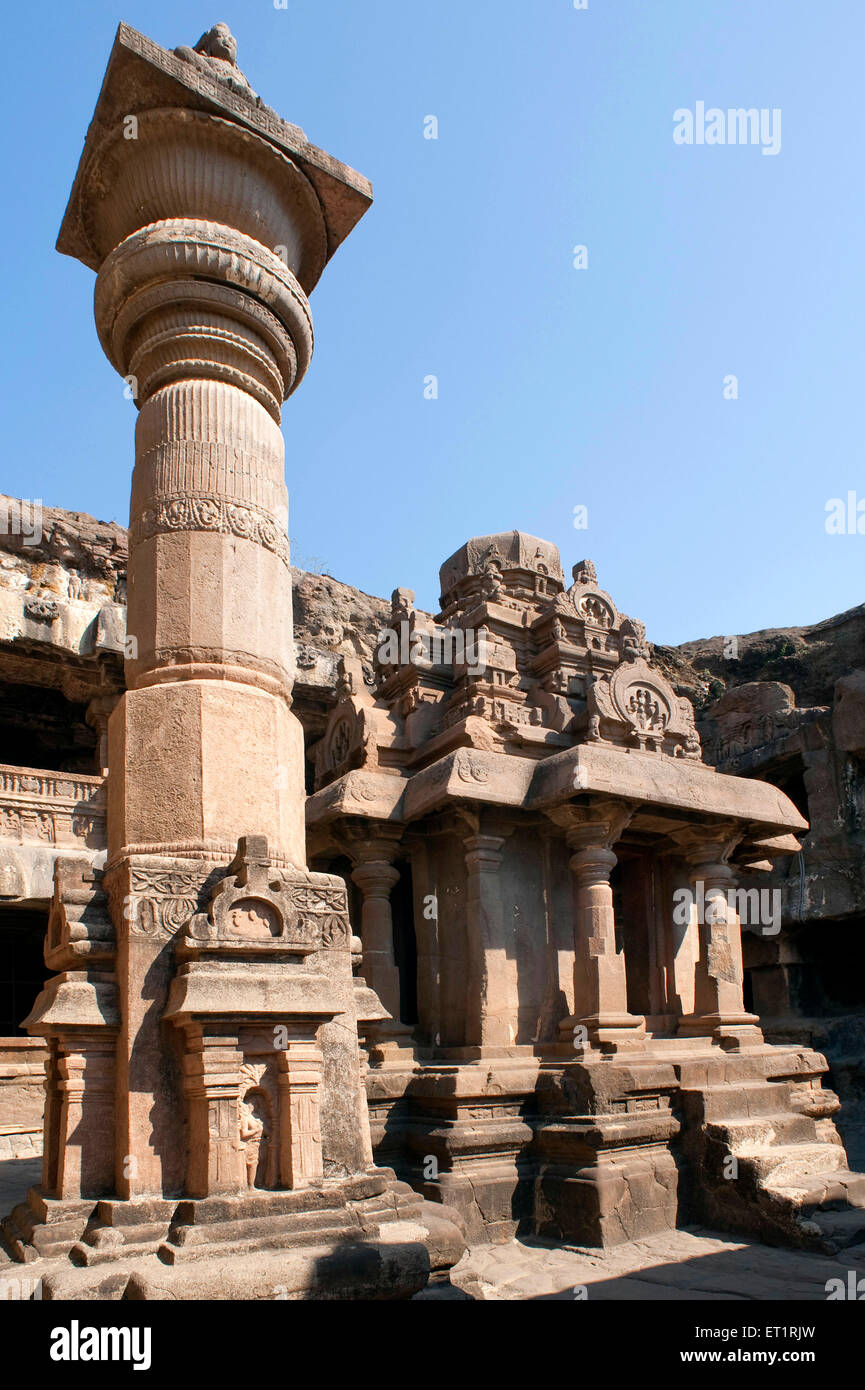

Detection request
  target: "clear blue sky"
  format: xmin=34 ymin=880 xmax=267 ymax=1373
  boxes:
xmin=3 ymin=1 xmax=863 ymax=644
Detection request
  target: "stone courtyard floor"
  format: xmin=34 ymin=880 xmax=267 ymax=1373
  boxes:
xmin=2 ymin=1155 xmax=864 ymax=1301
xmin=420 ymin=1226 xmax=865 ymax=1300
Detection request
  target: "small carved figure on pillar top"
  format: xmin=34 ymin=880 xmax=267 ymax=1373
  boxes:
xmin=174 ymin=23 xmax=262 ymax=104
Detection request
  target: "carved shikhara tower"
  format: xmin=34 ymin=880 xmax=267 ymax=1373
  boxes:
xmin=7 ymin=24 xmax=461 ymax=1297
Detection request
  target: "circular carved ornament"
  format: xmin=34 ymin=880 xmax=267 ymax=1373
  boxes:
xmin=577 ymin=593 xmax=614 ymax=629
xmin=456 ymin=753 xmax=489 ymax=784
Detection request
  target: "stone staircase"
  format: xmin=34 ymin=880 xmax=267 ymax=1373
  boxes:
xmin=677 ymin=1046 xmax=865 ymax=1253
xmin=2 ymin=1190 xmax=94 ymax=1263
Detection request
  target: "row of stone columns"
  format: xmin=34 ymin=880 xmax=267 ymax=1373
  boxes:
xmin=339 ymin=801 xmax=761 ymax=1057
xmin=550 ymin=802 xmax=761 ymax=1055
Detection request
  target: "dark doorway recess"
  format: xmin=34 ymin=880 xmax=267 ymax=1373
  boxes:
xmin=0 ymin=908 xmax=48 ymax=1035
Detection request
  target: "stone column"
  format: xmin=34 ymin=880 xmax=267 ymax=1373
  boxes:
xmin=50 ymin=1033 xmax=116 ymax=1200
xmin=85 ymin=695 xmax=118 ymax=777
xmin=182 ymin=1028 xmax=245 ymax=1198
xmin=52 ymin=25 xmax=373 ymax=1200
xmin=463 ymin=824 xmax=518 ymax=1050
xmin=347 ymin=826 xmax=413 ymax=1048
xmin=276 ymin=1034 xmax=324 ymax=1188
xmin=676 ymin=830 xmax=763 ymax=1050
xmin=548 ymin=801 xmax=646 ymax=1055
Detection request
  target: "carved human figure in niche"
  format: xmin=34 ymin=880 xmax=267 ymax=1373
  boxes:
xmin=628 ymin=687 xmax=667 ymax=732
xmin=238 ymin=1090 xmax=269 ymax=1189
xmin=582 ymin=595 xmax=611 ymax=628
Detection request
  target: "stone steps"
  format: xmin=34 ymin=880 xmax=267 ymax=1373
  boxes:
xmin=738 ymin=1140 xmax=846 ymax=1186
xmin=644 ymin=1037 xmax=715 ymax=1057
xmin=2 ymin=1196 xmax=94 ymax=1262
xmin=696 ymin=1081 xmax=793 ymax=1121
xmin=765 ymin=1167 xmax=865 ymax=1211
xmin=679 ymin=1047 xmax=865 ymax=1254
xmin=705 ymin=1112 xmax=820 ymax=1149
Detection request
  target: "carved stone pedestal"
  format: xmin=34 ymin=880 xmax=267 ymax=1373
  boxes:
xmin=533 ymin=1059 xmax=680 ymax=1247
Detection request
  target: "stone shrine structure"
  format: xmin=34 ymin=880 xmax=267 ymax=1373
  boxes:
xmin=305 ymin=535 xmax=865 ymax=1250
xmin=1 ymin=22 xmax=864 ymax=1298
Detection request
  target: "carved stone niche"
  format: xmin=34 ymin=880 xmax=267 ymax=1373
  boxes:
xmin=164 ymin=836 xmax=354 ymax=1198
xmin=177 ymin=834 xmax=351 ymax=959
xmin=588 ymin=654 xmax=702 ymax=758
xmin=162 ymin=1017 xmax=327 ymax=1199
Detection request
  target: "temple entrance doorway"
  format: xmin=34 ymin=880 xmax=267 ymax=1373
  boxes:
xmin=613 ymin=847 xmax=676 ymax=1034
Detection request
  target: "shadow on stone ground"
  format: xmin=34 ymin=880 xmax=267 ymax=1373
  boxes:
xmin=415 ymin=1228 xmax=865 ymax=1301
xmin=3 ymin=1158 xmax=863 ymax=1302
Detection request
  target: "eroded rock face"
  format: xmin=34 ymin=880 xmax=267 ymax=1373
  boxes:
xmin=656 ymin=604 xmax=865 ymax=713
xmin=0 ymin=494 xmax=128 ymax=586
xmin=0 ymin=494 xmax=395 ymax=745
xmin=291 ymin=570 xmax=394 ymax=699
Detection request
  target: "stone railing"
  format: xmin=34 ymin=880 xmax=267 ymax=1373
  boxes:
xmin=0 ymin=764 xmax=106 ymax=852
xmin=0 ymin=1038 xmax=47 ymax=1158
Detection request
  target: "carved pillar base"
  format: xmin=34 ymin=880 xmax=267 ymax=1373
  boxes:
xmin=675 ymin=846 xmax=763 ymax=1052
xmin=22 ymin=968 xmax=119 ymax=1202
xmin=104 ymin=852 xmax=217 ymax=1200
xmin=182 ymin=1026 xmax=245 ymax=1197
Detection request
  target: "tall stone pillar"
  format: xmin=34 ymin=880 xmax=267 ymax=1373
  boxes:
xmin=51 ymin=24 xmax=374 ymax=1201
xmin=548 ymin=801 xmax=646 ymax=1054
xmin=8 ymin=25 xmax=465 ymax=1294
xmin=463 ymin=824 xmax=518 ymax=1050
xmin=676 ymin=828 xmax=763 ymax=1050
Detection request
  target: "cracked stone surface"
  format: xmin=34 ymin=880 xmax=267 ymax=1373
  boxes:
xmin=415 ymin=1229 xmax=865 ymax=1301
